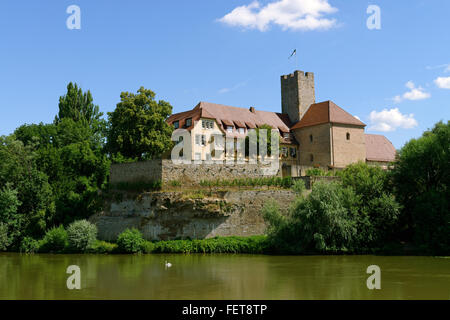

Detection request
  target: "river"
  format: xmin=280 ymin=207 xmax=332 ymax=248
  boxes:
xmin=0 ymin=253 xmax=448 ymax=299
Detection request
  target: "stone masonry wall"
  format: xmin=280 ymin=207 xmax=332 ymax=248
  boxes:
xmin=90 ymin=190 xmax=296 ymax=241
xmin=110 ymin=159 xmax=282 ymax=185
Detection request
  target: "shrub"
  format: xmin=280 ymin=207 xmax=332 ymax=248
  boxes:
xmin=40 ymin=225 xmax=68 ymax=252
xmin=151 ymin=236 xmax=268 ymax=254
xmin=141 ymin=241 xmax=155 ymax=253
xmin=306 ymin=168 xmax=327 ymax=176
xmin=66 ymin=220 xmax=98 ymax=252
xmin=292 ymin=179 xmax=306 ymax=195
xmin=168 ymin=180 xmax=182 ymax=187
xmin=117 ymin=228 xmax=145 ymax=253
xmin=0 ymin=223 xmax=10 ymax=251
xmin=89 ymin=240 xmax=118 ymax=254
xmin=392 ymin=121 xmax=449 ymax=254
xmin=263 ymin=181 xmax=359 ymax=254
xmin=19 ymin=237 xmax=40 ymax=254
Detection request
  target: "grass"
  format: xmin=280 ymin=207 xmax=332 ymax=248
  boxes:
xmin=199 ymin=177 xmax=293 ymax=189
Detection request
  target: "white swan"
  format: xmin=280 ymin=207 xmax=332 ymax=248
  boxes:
xmin=165 ymin=260 xmax=172 ymax=269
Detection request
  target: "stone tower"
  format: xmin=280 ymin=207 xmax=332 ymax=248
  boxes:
xmin=281 ymin=70 xmax=315 ymax=123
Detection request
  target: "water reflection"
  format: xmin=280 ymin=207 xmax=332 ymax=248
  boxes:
xmin=0 ymin=253 xmax=448 ymax=300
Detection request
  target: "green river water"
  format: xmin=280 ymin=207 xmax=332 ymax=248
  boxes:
xmin=0 ymin=253 xmax=448 ymax=299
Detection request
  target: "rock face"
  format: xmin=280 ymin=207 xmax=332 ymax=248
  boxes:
xmin=90 ymin=190 xmax=296 ymax=241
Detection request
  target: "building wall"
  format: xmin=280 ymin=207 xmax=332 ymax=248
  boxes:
xmin=110 ymin=159 xmax=283 ymax=186
xmin=92 ymin=190 xmax=296 ymax=241
xmin=292 ymin=123 xmax=332 ymax=168
xmin=281 ymin=71 xmax=315 ymax=123
xmin=331 ymin=124 xmax=366 ymax=168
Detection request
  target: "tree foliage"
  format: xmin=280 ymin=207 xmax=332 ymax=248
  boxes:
xmin=392 ymin=121 xmax=449 ymax=253
xmin=106 ymin=87 xmax=173 ymax=161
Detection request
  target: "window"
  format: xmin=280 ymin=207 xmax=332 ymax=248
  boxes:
xmin=346 ymin=132 xmax=350 ymax=140
xmin=202 ymin=119 xmax=214 ymax=129
xmin=238 ymin=127 xmax=245 ymax=134
xmin=201 ymin=135 xmax=206 ymax=146
xmin=196 ymin=134 xmax=206 ymax=146
xmin=290 ymin=147 xmax=297 ymax=158
xmin=310 ymin=154 xmax=314 ymax=162
xmin=281 ymin=147 xmax=288 ymax=157
xmin=195 ymin=153 xmax=201 ymax=160
xmin=227 ymin=126 xmax=233 ymax=133
xmin=185 ymin=118 xmax=192 ymax=127
xmin=283 ymin=132 xmax=291 ymax=139
xmin=309 ymin=134 xmax=313 ymax=143
xmin=173 ymin=121 xmax=179 ymax=129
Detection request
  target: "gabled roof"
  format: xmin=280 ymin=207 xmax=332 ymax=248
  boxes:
xmin=291 ymin=100 xmax=366 ymax=129
xmin=365 ymin=134 xmax=396 ymax=162
xmin=167 ymin=101 xmax=297 ymax=144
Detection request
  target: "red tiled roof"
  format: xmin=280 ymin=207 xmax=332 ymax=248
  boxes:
xmin=167 ymin=101 xmax=297 ymax=144
xmin=291 ymin=100 xmax=366 ymax=129
xmin=365 ymin=134 xmax=396 ymax=162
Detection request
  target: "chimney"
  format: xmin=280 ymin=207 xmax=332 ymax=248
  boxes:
xmin=249 ymin=106 xmax=256 ymax=113
xmin=281 ymin=70 xmax=315 ymax=123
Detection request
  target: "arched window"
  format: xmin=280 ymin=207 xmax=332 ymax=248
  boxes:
xmin=346 ymin=132 xmax=350 ymax=140
xmin=310 ymin=154 xmax=314 ymax=162
xmin=309 ymin=134 xmax=313 ymax=143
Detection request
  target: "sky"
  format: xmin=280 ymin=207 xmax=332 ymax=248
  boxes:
xmin=0 ymin=0 xmax=449 ymax=149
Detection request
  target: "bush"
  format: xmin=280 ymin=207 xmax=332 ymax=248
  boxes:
xmin=292 ymin=179 xmax=306 ymax=195
xmin=306 ymin=168 xmax=332 ymax=176
xmin=19 ymin=237 xmax=40 ymax=254
xmin=141 ymin=241 xmax=155 ymax=253
xmin=66 ymin=220 xmax=98 ymax=252
xmin=40 ymin=225 xmax=68 ymax=252
xmin=263 ymin=181 xmax=359 ymax=254
xmin=392 ymin=121 xmax=449 ymax=254
xmin=117 ymin=228 xmax=145 ymax=253
xmin=89 ymin=240 xmax=118 ymax=254
xmin=0 ymin=223 xmax=10 ymax=251
xmin=151 ymin=236 xmax=268 ymax=254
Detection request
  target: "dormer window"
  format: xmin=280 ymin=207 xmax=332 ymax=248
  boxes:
xmin=185 ymin=118 xmax=192 ymax=127
xmin=227 ymin=126 xmax=233 ymax=133
xmin=173 ymin=121 xmax=179 ymax=129
xmin=202 ymin=119 xmax=214 ymax=129
xmin=238 ymin=127 xmax=245 ymax=134
xmin=283 ymin=132 xmax=291 ymax=139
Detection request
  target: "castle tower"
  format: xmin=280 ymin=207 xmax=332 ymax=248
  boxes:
xmin=281 ymin=70 xmax=315 ymax=123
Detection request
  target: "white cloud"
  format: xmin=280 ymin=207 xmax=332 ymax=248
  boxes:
xmin=426 ymin=64 xmax=450 ymax=73
xmin=354 ymin=115 xmax=361 ymax=121
xmin=218 ymin=0 xmax=338 ymax=32
xmin=218 ymin=81 xmax=248 ymax=94
xmin=393 ymin=81 xmax=430 ymax=103
xmin=368 ymin=108 xmax=418 ymax=132
xmin=434 ymin=77 xmax=450 ymax=89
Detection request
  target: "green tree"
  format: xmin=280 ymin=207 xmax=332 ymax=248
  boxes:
xmin=55 ymin=82 xmax=103 ymax=127
xmin=392 ymin=121 xmax=449 ymax=253
xmin=245 ymin=124 xmax=281 ymax=157
xmin=263 ymin=181 xmax=359 ymax=254
xmin=337 ymin=162 xmax=401 ymax=249
xmin=14 ymin=85 xmax=110 ymax=227
xmin=0 ymin=136 xmax=55 ymax=244
xmin=107 ymin=87 xmax=173 ymax=161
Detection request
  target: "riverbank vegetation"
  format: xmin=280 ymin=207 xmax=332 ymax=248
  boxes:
xmin=0 ymin=81 xmax=448 ymax=256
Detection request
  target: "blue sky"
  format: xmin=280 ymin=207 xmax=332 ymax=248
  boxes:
xmin=0 ymin=0 xmax=449 ymax=148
